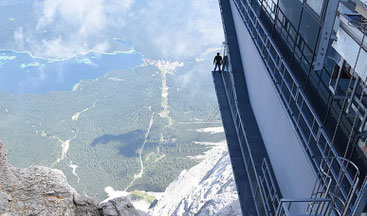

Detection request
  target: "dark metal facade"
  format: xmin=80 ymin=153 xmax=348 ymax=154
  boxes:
xmin=237 ymin=0 xmax=367 ymax=175
xmin=215 ymin=0 xmax=367 ymax=215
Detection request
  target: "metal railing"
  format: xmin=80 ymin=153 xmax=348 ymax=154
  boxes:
xmin=309 ymin=157 xmax=360 ymax=215
xmin=346 ymin=76 xmax=367 ymax=132
xmin=258 ymin=159 xmax=281 ymax=215
xmin=232 ymin=0 xmax=364 ymax=214
xmin=215 ymin=43 xmax=283 ymax=215
xmin=275 ymin=198 xmax=332 ymax=216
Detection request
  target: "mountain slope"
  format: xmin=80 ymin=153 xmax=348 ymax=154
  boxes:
xmin=148 ymin=141 xmax=241 ymax=216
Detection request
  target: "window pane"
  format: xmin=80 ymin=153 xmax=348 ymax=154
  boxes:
xmin=299 ymin=10 xmax=321 ymax=49
xmin=278 ymin=0 xmax=302 ymax=27
xmin=306 ymin=0 xmax=324 ymax=15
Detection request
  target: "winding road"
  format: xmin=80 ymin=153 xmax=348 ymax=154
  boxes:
xmin=125 ymin=108 xmax=155 ymax=191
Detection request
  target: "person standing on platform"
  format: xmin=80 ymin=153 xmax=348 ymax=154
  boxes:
xmin=213 ymin=52 xmax=223 ymax=72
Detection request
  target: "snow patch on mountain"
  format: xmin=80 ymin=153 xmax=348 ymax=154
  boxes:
xmin=148 ymin=141 xmax=241 ymax=216
xmin=102 ymin=186 xmax=130 ymax=203
xmin=196 ymin=126 xmax=224 ymax=134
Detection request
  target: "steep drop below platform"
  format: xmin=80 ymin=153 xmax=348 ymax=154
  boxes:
xmin=149 ymin=141 xmax=241 ymax=216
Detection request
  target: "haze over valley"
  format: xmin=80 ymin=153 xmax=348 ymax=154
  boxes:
xmin=0 ymin=0 xmax=228 ymax=207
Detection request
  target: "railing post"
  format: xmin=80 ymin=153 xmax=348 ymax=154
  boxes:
xmin=351 ymin=177 xmax=367 ymax=216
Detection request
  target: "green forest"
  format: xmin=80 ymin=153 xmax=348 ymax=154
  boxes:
xmin=0 ymin=55 xmax=224 ymax=201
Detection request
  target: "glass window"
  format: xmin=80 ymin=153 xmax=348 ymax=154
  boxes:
xmin=278 ymin=0 xmax=302 ymax=27
xmin=299 ymin=10 xmax=321 ymax=49
xmin=306 ymin=0 xmax=324 ymax=15
xmin=251 ymin=0 xmax=261 ymax=16
xmin=263 ymin=0 xmax=276 ymax=19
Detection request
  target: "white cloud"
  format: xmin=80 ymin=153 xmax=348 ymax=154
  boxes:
xmin=13 ymin=27 xmax=24 ymax=50
xmin=31 ymin=0 xmax=109 ymax=58
xmin=10 ymin=0 xmax=222 ymax=59
xmin=16 ymin=0 xmax=134 ymax=59
xmin=92 ymin=41 xmax=110 ymax=53
xmin=37 ymin=0 xmax=107 ymax=36
xmin=127 ymin=0 xmax=224 ymax=58
xmin=41 ymin=37 xmax=83 ymax=59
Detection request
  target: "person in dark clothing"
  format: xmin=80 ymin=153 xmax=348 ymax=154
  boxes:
xmin=213 ymin=52 xmax=223 ymax=72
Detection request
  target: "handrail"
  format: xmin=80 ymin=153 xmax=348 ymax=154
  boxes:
xmin=275 ymin=198 xmax=332 ymax=216
xmin=260 ymin=158 xmax=281 ymax=214
xmin=279 ymin=198 xmax=332 ymax=203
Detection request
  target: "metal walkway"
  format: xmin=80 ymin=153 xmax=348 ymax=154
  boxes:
xmin=212 ymin=1 xmax=284 ymax=215
xmin=212 ymin=70 xmax=256 ymax=215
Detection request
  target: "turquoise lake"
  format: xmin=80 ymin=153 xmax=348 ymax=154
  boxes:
xmin=0 ymin=43 xmax=143 ymax=95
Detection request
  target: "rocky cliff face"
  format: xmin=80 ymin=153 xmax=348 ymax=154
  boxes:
xmin=148 ymin=141 xmax=241 ymax=216
xmin=0 ymin=141 xmax=140 ymax=216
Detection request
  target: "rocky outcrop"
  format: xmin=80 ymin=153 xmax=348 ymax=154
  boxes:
xmin=0 ymin=141 xmax=140 ymax=216
xmin=148 ymin=141 xmax=241 ymax=216
xmin=99 ymin=197 xmax=139 ymax=216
